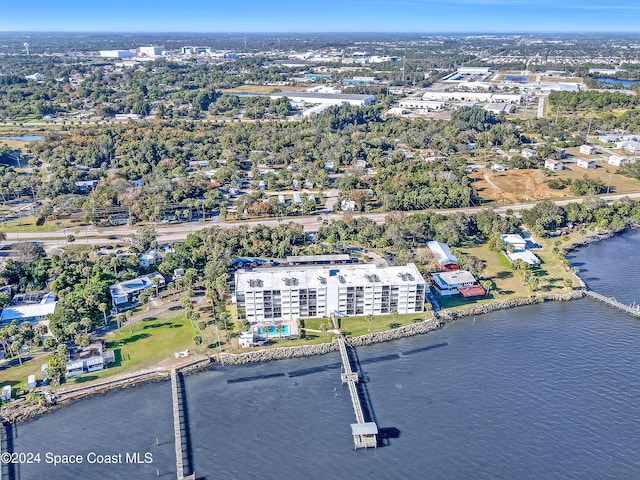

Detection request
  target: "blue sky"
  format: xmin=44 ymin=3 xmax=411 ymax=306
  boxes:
xmin=2 ymin=0 xmax=640 ymax=32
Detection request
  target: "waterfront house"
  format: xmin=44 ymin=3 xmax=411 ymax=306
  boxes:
xmin=431 ymin=270 xmax=484 ymax=297
xmin=66 ymin=343 xmax=113 ymax=377
xmin=427 ymin=241 xmax=459 ymax=271
xmin=501 ymin=234 xmax=540 ymax=268
xmin=109 ymin=272 xmax=165 ymax=307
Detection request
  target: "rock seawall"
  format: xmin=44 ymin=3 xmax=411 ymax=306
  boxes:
xmin=438 ymin=291 xmax=585 ymax=321
xmin=220 ymin=341 xmax=338 ymax=365
xmin=219 ymin=317 xmax=445 ymax=365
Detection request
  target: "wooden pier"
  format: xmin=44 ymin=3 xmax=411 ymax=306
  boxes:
xmin=336 ymin=334 xmax=378 ymax=449
xmin=585 ymin=290 xmax=640 ymax=318
xmin=171 ymin=369 xmax=196 ymax=480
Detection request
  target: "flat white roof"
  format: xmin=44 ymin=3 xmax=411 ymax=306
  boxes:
xmin=508 ymin=249 xmax=540 ymax=266
xmin=501 ymin=234 xmax=527 ymax=247
xmin=0 ymin=302 xmax=57 ymax=322
xmin=433 ymin=270 xmax=476 ymax=286
xmin=270 ymin=91 xmax=375 ymax=102
xmin=236 ymin=263 xmax=425 ymax=292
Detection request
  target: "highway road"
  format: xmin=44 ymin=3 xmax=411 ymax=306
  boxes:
xmin=6 ymin=192 xmax=640 ymax=254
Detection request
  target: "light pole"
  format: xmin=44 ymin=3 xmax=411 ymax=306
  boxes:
xmin=607 ymin=173 xmax=613 ymax=194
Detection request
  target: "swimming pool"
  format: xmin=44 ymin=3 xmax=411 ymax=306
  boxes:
xmin=257 ymin=325 xmax=290 ymax=336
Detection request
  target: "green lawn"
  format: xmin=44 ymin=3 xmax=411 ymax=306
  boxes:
xmin=304 ymin=312 xmax=426 ymax=337
xmin=0 ymin=313 xmax=198 ymax=393
xmin=0 ymin=216 xmax=58 ymax=233
xmin=63 ymin=314 xmax=198 ymax=386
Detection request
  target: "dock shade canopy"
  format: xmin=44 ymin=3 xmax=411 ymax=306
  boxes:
xmin=351 ymin=422 xmax=379 ymax=436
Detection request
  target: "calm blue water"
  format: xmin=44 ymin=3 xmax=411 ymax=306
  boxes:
xmin=257 ymin=325 xmax=290 ymax=335
xmin=0 ymin=135 xmax=42 ymax=141
xmin=11 ymin=231 xmax=640 ymax=479
xmin=596 ymin=78 xmax=640 ymax=87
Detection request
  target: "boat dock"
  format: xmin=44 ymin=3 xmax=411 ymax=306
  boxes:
xmin=336 ymin=333 xmax=378 ymax=449
xmin=585 ymin=290 xmax=640 ymax=318
xmin=171 ymin=369 xmax=195 ymax=480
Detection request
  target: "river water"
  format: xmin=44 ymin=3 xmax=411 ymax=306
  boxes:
xmin=9 ymin=232 xmax=640 ymax=480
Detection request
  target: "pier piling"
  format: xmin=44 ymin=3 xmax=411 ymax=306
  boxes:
xmin=171 ymin=369 xmax=196 ymax=480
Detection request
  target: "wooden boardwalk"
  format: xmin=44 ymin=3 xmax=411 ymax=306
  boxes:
xmin=336 ymin=334 xmax=378 ymax=449
xmin=171 ymin=369 xmax=195 ymax=480
xmin=585 ymin=290 xmax=640 ymax=318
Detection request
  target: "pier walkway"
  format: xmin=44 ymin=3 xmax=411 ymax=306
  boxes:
xmin=585 ymin=290 xmax=640 ymax=318
xmin=336 ymin=333 xmax=378 ymax=449
xmin=171 ymin=369 xmax=195 ymax=480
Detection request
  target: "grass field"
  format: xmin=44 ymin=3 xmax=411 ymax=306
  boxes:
xmin=0 ymin=313 xmax=197 ymax=393
xmin=472 ymin=165 xmax=640 ymax=204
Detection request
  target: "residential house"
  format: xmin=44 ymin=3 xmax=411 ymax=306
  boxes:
xmin=579 ymin=145 xmax=596 ymax=155
xmin=501 ymin=234 xmax=540 ymax=267
xmin=66 ymin=343 xmax=114 ymax=377
xmin=521 ymin=148 xmax=538 ymax=158
xmin=576 ymin=158 xmax=596 ymax=169
xmin=431 ymin=270 xmax=484 ymax=297
xmin=608 ymin=155 xmax=629 ymax=167
xmin=109 ymin=272 xmax=165 ymax=307
xmin=544 ymin=159 xmax=563 ymax=171
xmin=0 ymin=292 xmax=57 ymax=324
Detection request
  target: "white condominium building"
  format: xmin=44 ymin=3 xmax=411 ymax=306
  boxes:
xmin=235 ymin=263 xmax=427 ymax=323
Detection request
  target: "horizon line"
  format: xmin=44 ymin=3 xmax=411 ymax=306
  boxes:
xmin=2 ymin=30 xmax=640 ymax=35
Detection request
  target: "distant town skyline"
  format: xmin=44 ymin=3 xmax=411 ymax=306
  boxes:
xmin=2 ymin=0 xmax=640 ymax=33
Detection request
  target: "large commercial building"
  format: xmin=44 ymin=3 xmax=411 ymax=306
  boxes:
xmin=235 ymin=263 xmax=426 ymax=323
xmin=270 ymin=91 xmax=375 ymax=106
xmin=99 ymin=50 xmax=135 ymax=58
xmin=138 ymin=46 xmax=164 ymax=57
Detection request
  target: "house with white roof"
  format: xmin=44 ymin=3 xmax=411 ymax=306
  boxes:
xmin=521 ymin=148 xmax=538 ymax=158
xmin=431 ymin=270 xmax=484 ymax=297
xmin=109 ymin=272 xmax=165 ymax=307
xmin=544 ymin=159 xmax=563 ymax=171
xmin=576 ymin=158 xmax=596 ymax=169
xmin=0 ymin=293 xmax=57 ymax=324
xmin=608 ymin=155 xmax=629 ymax=167
xmin=579 ymin=145 xmax=596 ymax=155
xmin=501 ymin=234 xmax=540 ymax=267
xmin=617 ymin=140 xmax=640 ymax=153
xmin=426 ymin=241 xmax=459 ymax=270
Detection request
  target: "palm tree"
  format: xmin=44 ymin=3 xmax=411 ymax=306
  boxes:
xmin=98 ymin=303 xmax=108 ymax=325
xmin=152 ymin=277 xmax=161 ymax=299
xmin=275 ymin=324 xmax=284 ymax=339
xmin=125 ymin=310 xmax=133 ymax=333
xmin=366 ymin=314 xmax=374 ymax=333
xmin=320 ymin=322 xmax=328 ymax=341
xmin=116 ymin=313 xmax=125 ymax=332
xmin=262 ymin=324 xmax=271 ymax=343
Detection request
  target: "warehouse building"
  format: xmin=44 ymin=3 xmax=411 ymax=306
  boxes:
xmin=235 ymin=263 xmax=426 ymax=323
xmin=99 ymin=50 xmax=135 ymax=58
xmin=270 ymin=91 xmax=375 ymax=106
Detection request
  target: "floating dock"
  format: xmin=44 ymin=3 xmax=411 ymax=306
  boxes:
xmin=336 ymin=333 xmax=378 ymax=449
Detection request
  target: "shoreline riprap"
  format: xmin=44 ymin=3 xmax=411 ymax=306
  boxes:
xmin=3 ymin=226 xmax=627 ymax=424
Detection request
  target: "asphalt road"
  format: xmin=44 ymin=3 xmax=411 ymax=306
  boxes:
xmin=6 ymin=192 xmax=640 ymax=254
